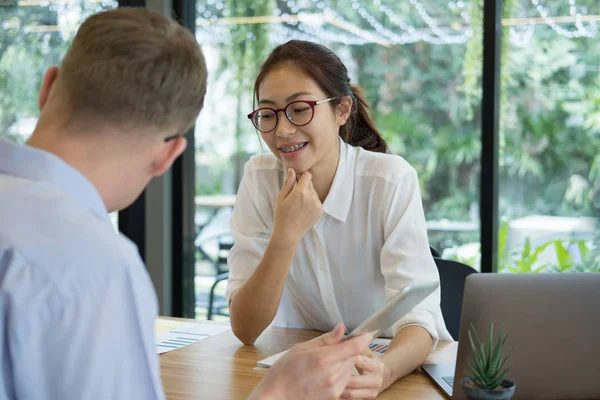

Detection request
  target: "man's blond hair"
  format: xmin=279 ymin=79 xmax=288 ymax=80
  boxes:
xmin=58 ymin=8 xmax=207 ymax=134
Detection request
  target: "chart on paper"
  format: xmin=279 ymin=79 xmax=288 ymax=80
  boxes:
xmin=155 ymin=319 xmax=231 ymax=354
xmin=368 ymin=338 xmax=390 ymax=355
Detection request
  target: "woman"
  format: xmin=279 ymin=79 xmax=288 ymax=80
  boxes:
xmin=226 ymin=40 xmax=452 ymax=398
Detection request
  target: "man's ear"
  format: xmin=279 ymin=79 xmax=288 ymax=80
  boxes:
xmin=39 ymin=67 xmax=60 ymax=111
xmin=336 ymin=95 xmax=353 ymax=126
xmin=151 ymin=136 xmax=188 ymax=177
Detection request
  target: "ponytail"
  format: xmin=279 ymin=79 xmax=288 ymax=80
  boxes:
xmin=340 ymin=85 xmax=389 ymax=154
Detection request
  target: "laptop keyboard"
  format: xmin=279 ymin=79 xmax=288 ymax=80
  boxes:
xmin=442 ymin=376 xmax=454 ymax=386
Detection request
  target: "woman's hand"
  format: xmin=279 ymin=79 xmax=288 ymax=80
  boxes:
xmin=341 ymin=349 xmax=386 ymax=400
xmin=273 ymin=168 xmax=322 ymax=246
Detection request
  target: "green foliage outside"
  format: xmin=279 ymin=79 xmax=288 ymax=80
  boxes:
xmin=0 ymin=1 xmax=115 ymax=141
xmin=337 ymin=0 xmax=600 ymax=224
xmin=446 ymin=220 xmax=600 ymax=272
xmin=1 ymin=1 xmax=598 ymax=272
xmin=219 ymin=0 xmax=272 ymax=188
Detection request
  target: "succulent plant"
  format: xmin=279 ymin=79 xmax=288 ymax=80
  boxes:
xmin=466 ymin=321 xmax=512 ymax=390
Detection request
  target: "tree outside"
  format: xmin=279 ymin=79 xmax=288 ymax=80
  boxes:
xmin=1 ymin=0 xmax=119 ymax=231
xmin=1 ymin=0 xmax=597 ymax=273
xmin=193 ymin=0 xmax=599 ymax=273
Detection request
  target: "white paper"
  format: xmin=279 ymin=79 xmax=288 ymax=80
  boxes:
xmin=155 ymin=322 xmax=231 ymax=354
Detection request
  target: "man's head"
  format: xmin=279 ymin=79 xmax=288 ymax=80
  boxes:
xmin=29 ymin=8 xmax=207 ymax=211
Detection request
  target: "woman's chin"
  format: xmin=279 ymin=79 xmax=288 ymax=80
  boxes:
xmin=291 ymin=166 xmax=310 ymax=175
xmin=281 ymin=160 xmax=308 ymax=174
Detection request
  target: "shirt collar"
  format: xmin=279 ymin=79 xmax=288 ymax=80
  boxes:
xmin=0 ymin=140 xmax=110 ymax=223
xmin=322 ymin=138 xmax=356 ymax=222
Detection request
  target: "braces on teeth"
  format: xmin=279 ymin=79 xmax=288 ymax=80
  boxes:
xmin=282 ymin=143 xmax=306 ymax=152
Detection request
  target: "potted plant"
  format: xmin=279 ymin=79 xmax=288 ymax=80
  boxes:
xmin=461 ymin=321 xmax=516 ymax=400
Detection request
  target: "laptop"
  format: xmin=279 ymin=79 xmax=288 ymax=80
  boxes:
xmin=422 ymin=273 xmax=600 ymax=399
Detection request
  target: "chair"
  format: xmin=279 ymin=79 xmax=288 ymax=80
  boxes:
xmin=207 ymin=272 xmax=229 ymax=320
xmin=430 ymin=245 xmax=442 ymax=258
xmin=432 ymin=258 xmax=477 ymax=340
xmin=195 ymin=233 xmax=233 ymax=320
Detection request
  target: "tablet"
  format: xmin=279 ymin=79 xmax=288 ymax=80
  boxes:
xmin=347 ymin=281 xmax=439 ymax=338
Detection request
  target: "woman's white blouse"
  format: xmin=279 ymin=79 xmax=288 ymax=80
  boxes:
xmin=226 ymin=139 xmax=452 ymax=347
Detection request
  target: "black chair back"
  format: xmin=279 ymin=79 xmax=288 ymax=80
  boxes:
xmin=433 ymin=258 xmax=477 ymax=340
xmin=430 ymin=246 xmax=442 ymax=258
xmin=195 ymin=232 xmax=233 ymax=320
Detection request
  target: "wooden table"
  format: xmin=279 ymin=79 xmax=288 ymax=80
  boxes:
xmin=160 ymin=319 xmax=458 ymax=400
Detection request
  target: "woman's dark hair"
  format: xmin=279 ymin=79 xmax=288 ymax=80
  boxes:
xmin=253 ymin=40 xmax=389 ymax=154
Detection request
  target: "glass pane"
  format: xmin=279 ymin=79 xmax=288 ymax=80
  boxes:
xmin=0 ymin=0 xmax=117 ymax=143
xmin=193 ymin=1 xmax=483 ymax=318
xmin=499 ymin=1 xmax=600 ymax=273
xmin=1 ymin=2 xmax=119 ymax=232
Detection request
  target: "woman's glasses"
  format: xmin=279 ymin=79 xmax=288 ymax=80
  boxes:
xmin=247 ymin=97 xmax=337 ymax=133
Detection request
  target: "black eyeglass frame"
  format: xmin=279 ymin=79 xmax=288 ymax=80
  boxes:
xmin=247 ymin=97 xmax=338 ymax=133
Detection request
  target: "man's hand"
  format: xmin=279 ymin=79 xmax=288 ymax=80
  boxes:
xmin=249 ymin=324 xmax=373 ymax=400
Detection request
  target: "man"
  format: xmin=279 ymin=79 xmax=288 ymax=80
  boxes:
xmin=0 ymin=8 xmax=372 ymax=400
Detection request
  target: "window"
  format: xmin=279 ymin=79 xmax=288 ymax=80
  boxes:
xmin=1 ymin=0 xmax=117 ymax=142
xmin=192 ymin=0 xmax=484 ymax=318
xmin=1 ymin=0 xmax=118 ymax=228
xmin=498 ymin=0 xmax=599 ymax=273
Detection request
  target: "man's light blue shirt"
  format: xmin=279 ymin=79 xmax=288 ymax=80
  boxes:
xmin=0 ymin=140 xmax=164 ymax=400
